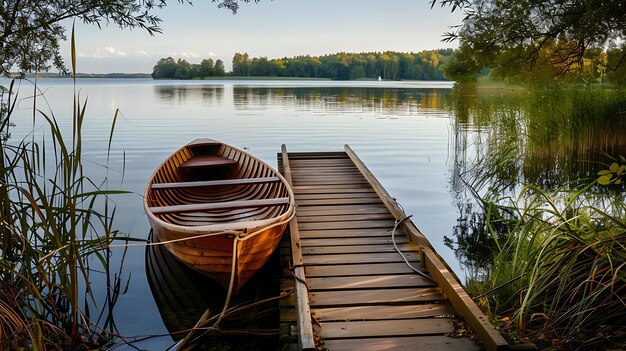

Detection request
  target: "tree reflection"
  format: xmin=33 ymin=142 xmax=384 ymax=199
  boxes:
xmin=446 ymin=83 xmax=626 ymax=271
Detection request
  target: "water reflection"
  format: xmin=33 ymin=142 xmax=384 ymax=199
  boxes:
xmin=145 ymin=233 xmax=279 ymax=350
xmin=445 ymin=83 xmax=626 ymax=270
xmin=232 ymin=86 xmax=450 ymax=115
xmin=154 ymin=85 xmax=224 ymax=104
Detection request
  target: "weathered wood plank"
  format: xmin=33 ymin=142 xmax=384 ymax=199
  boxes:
xmin=319 ymin=318 xmax=455 ymax=338
xmin=294 ymin=192 xmax=379 ymax=200
xmin=302 ymin=243 xmax=419 ymax=255
xmin=298 ymin=220 xmax=394 ymax=231
xmin=322 ymin=336 xmax=483 ymax=351
xmin=294 ymin=187 xmax=374 ymax=194
xmin=309 ymin=287 xmax=444 ymax=306
xmin=299 ymin=228 xmax=396 ymax=239
xmin=307 ymin=274 xmax=436 ymax=291
xmin=296 ymin=204 xmax=390 ymax=215
xmin=303 ymin=251 xmax=421 ymax=265
xmin=296 ymin=198 xmax=383 ymax=206
xmin=297 ymin=213 xmax=394 ymax=223
xmin=312 ymin=304 xmax=452 ymax=321
xmin=280 ymin=145 xmax=316 ymax=351
xmin=293 ymin=185 xmax=371 ymax=192
xmin=306 ymin=262 xmax=425 ymax=277
xmin=300 ymin=236 xmax=409 ymax=247
xmin=286 ymin=152 xmax=348 ymax=158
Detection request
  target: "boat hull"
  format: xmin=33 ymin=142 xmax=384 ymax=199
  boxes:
xmin=144 ymin=139 xmax=294 ymax=293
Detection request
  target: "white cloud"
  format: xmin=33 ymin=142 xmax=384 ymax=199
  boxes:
xmin=104 ymin=46 xmax=128 ymax=57
xmin=180 ymin=52 xmax=200 ymax=58
xmin=136 ymin=50 xmax=150 ymax=56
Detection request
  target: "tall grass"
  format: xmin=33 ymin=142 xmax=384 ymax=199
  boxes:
xmin=0 ymin=28 xmax=130 ymax=349
xmin=448 ymin=82 xmax=626 ymax=348
xmin=466 ymin=183 xmax=626 ymax=349
xmin=449 ymin=83 xmax=626 ymax=190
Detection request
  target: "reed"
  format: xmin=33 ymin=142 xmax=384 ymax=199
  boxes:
xmin=464 ymin=181 xmax=626 ymax=349
xmin=450 ymin=83 xmax=626 ymax=191
xmin=448 ymin=82 xmax=626 ymax=348
xmin=0 ymin=27 xmax=131 ymax=349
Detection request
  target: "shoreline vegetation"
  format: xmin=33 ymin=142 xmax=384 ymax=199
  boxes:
xmin=447 ymin=82 xmax=626 ymax=349
xmin=1 ymin=33 xmax=134 ymax=349
xmin=151 ymin=50 xmax=454 ymax=81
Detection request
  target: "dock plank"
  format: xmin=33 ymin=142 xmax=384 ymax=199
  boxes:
xmin=312 ymin=304 xmax=452 ymax=321
xmin=309 ymin=287 xmax=445 ymax=306
xmin=323 ymin=336 xmax=483 ymax=351
xmin=303 ymin=251 xmax=421 ymax=265
xmin=302 ymin=243 xmax=418 ymax=255
xmin=319 ymin=318 xmax=455 ymax=338
xmin=300 ymin=236 xmax=409 ymax=247
xmin=305 ymin=262 xmax=425 ymax=277
xmin=307 ymin=274 xmax=436 ymax=291
xmin=298 ymin=220 xmax=394 ymax=231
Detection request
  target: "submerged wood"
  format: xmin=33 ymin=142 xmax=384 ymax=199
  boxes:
xmin=144 ymin=139 xmax=295 ymax=293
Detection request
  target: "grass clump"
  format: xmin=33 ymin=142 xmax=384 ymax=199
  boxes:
xmin=466 ymin=180 xmax=626 ymax=349
xmin=0 ymin=30 xmax=132 ymax=349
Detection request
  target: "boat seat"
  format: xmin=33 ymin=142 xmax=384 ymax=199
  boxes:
xmin=179 ymin=155 xmax=238 ymax=169
xmin=149 ymin=197 xmax=290 ymax=215
xmin=152 ymin=176 xmax=281 ymax=190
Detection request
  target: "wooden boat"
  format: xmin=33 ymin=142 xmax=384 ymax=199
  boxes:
xmin=144 ymin=139 xmax=295 ymax=293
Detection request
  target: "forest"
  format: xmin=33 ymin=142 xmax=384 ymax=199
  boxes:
xmin=151 ymin=50 xmax=454 ymax=80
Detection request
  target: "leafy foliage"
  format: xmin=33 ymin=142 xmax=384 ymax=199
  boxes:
xmin=433 ymin=0 xmax=626 ymax=79
xmin=597 ymin=157 xmax=626 ymax=185
xmin=232 ymin=50 xmax=453 ymax=80
xmin=0 ymin=0 xmax=259 ymax=75
xmin=152 ymin=57 xmax=227 ymax=79
xmin=152 ymin=50 xmax=455 ymax=80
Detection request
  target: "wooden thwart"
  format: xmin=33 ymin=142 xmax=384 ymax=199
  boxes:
xmin=149 ymin=197 xmax=289 ymax=215
xmin=151 ymin=176 xmax=280 ymax=189
xmin=179 ymin=155 xmax=238 ymax=168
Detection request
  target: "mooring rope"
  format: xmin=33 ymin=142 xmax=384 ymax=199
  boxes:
xmin=391 ymin=215 xmax=434 ymax=282
xmin=107 ymin=203 xmax=295 ymax=249
xmin=174 ymin=236 xmax=239 ymax=350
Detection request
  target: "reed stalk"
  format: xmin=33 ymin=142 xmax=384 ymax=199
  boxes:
xmin=0 ymin=26 xmax=131 ymax=349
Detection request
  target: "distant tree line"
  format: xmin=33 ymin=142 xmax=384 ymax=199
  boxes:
xmin=151 ymin=50 xmax=455 ymax=80
xmin=232 ymin=50 xmax=453 ymax=80
xmin=151 ymin=57 xmax=227 ymax=79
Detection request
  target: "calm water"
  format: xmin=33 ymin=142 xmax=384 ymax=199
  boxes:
xmin=5 ymin=78 xmax=464 ymax=348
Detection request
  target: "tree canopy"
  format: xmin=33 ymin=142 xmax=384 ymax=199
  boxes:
xmin=434 ymin=0 xmax=626 ymax=79
xmin=0 ymin=0 xmax=259 ymax=75
xmin=153 ymin=50 xmax=455 ymax=80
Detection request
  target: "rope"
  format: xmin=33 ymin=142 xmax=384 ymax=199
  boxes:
xmin=108 ymin=203 xmax=295 ymax=249
xmin=175 ymin=237 xmax=239 ymax=350
xmin=289 ymin=263 xmax=309 ymax=290
xmin=392 ymin=215 xmax=434 ymax=282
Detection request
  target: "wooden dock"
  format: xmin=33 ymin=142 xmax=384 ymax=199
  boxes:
xmin=278 ymin=146 xmax=509 ymax=351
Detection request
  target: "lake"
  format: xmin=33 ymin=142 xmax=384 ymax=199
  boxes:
xmin=4 ymin=78 xmax=609 ymax=349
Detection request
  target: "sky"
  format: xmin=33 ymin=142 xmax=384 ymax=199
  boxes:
xmin=61 ymin=0 xmax=464 ymax=73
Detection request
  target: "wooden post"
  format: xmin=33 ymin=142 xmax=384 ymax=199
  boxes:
xmin=281 ymin=144 xmax=316 ymax=351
